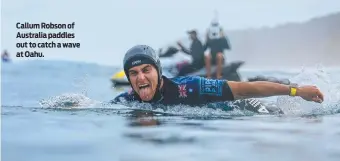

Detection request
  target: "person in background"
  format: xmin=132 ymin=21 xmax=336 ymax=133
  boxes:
xmin=204 ymin=19 xmax=231 ymax=79
xmin=176 ymin=30 xmax=205 ymax=76
xmin=2 ymin=50 xmax=11 ymax=62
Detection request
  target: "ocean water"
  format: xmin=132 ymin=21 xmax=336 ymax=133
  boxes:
xmin=2 ymin=60 xmax=340 ymax=161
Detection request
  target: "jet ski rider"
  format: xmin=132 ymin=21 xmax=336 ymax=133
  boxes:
xmin=204 ymin=19 xmax=231 ymax=79
xmin=176 ymin=30 xmax=205 ymax=76
xmin=112 ymin=45 xmax=324 ymax=114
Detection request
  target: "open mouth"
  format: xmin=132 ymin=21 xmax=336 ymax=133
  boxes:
xmin=138 ymin=83 xmax=152 ymax=100
xmin=139 ymin=84 xmax=150 ymax=89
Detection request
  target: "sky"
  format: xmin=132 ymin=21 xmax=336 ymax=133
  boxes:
xmin=1 ymin=0 xmax=340 ymax=66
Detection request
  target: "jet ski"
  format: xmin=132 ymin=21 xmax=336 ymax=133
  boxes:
xmin=157 ymin=44 xmax=244 ymax=81
xmin=247 ymin=75 xmax=291 ymax=85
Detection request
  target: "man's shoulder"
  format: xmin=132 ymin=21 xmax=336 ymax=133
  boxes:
xmin=167 ymin=76 xmax=228 ymax=85
xmin=169 ymin=75 xmax=202 ymax=85
xmin=111 ymin=88 xmax=136 ymax=104
xmin=163 ymin=76 xmax=202 ymax=96
xmin=192 ymin=39 xmax=203 ymax=46
xmin=160 ymin=76 xmax=203 ymax=105
xmin=167 ymin=76 xmax=227 ymax=94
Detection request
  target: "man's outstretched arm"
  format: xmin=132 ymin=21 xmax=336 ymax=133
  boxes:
xmin=177 ymin=42 xmax=190 ymax=55
xmin=227 ymin=81 xmax=324 ymax=103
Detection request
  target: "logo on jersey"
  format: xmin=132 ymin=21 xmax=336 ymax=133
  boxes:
xmin=132 ymin=60 xmax=141 ymax=65
xmin=200 ymin=78 xmax=222 ymax=96
xmin=248 ymin=99 xmax=269 ymax=114
xmin=178 ymin=84 xmax=187 ymax=98
xmin=174 ymin=76 xmax=196 ymax=84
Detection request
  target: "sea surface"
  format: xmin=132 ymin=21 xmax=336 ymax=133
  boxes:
xmin=2 ymin=60 xmax=340 ymax=161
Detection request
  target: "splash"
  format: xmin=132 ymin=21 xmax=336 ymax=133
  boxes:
xmin=153 ymin=104 xmax=248 ymax=118
xmin=38 ymin=72 xmax=100 ymax=109
xmin=39 ymin=93 xmax=100 ymax=109
xmin=72 ymin=73 xmax=89 ymax=96
xmin=276 ymin=65 xmax=340 ymax=116
xmin=117 ymin=100 xmax=256 ymax=118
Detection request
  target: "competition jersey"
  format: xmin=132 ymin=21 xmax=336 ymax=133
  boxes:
xmin=113 ymin=75 xmax=234 ymax=106
xmin=112 ymin=76 xmax=282 ymax=114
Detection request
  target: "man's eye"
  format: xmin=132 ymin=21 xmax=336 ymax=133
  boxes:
xmin=129 ymin=72 xmax=137 ymax=76
xmin=143 ymin=67 xmax=151 ymax=73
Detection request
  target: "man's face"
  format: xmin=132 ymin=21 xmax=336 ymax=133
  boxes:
xmin=189 ymin=33 xmax=195 ymax=40
xmin=128 ymin=64 xmax=158 ymax=101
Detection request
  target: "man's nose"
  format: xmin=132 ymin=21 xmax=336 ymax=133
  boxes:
xmin=137 ymin=72 xmax=146 ymax=80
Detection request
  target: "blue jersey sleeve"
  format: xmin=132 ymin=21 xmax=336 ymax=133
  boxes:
xmin=111 ymin=89 xmax=137 ymax=104
xmin=198 ymin=77 xmax=234 ymax=102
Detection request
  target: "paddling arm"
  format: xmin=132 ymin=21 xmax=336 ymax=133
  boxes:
xmin=226 ymin=81 xmax=291 ymax=100
xmin=227 ymin=81 xmax=324 ymax=103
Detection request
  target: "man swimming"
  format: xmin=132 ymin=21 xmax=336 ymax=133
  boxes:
xmin=112 ymin=45 xmax=324 ymax=114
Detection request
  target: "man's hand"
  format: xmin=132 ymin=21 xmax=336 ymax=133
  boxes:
xmin=227 ymin=81 xmax=324 ymax=103
xmin=296 ymin=85 xmax=324 ymax=103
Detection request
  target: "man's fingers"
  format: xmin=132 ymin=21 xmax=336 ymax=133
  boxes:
xmin=315 ymin=89 xmax=324 ymax=101
xmin=318 ymin=93 xmax=324 ymax=102
xmin=312 ymin=97 xmax=322 ymax=103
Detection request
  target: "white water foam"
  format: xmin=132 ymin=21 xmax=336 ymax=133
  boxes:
xmin=276 ymin=65 xmax=340 ymax=116
xmin=39 ymin=93 xmax=100 ymax=109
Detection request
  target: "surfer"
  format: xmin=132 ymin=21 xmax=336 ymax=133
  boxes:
xmin=204 ymin=19 xmax=231 ymax=79
xmin=112 ymin=45 xmax=324 ymax=114
xmin=176 ymin=30 xmax=205 ymax=76
xmin=2 ymin=50 xmax=11 ymax=62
